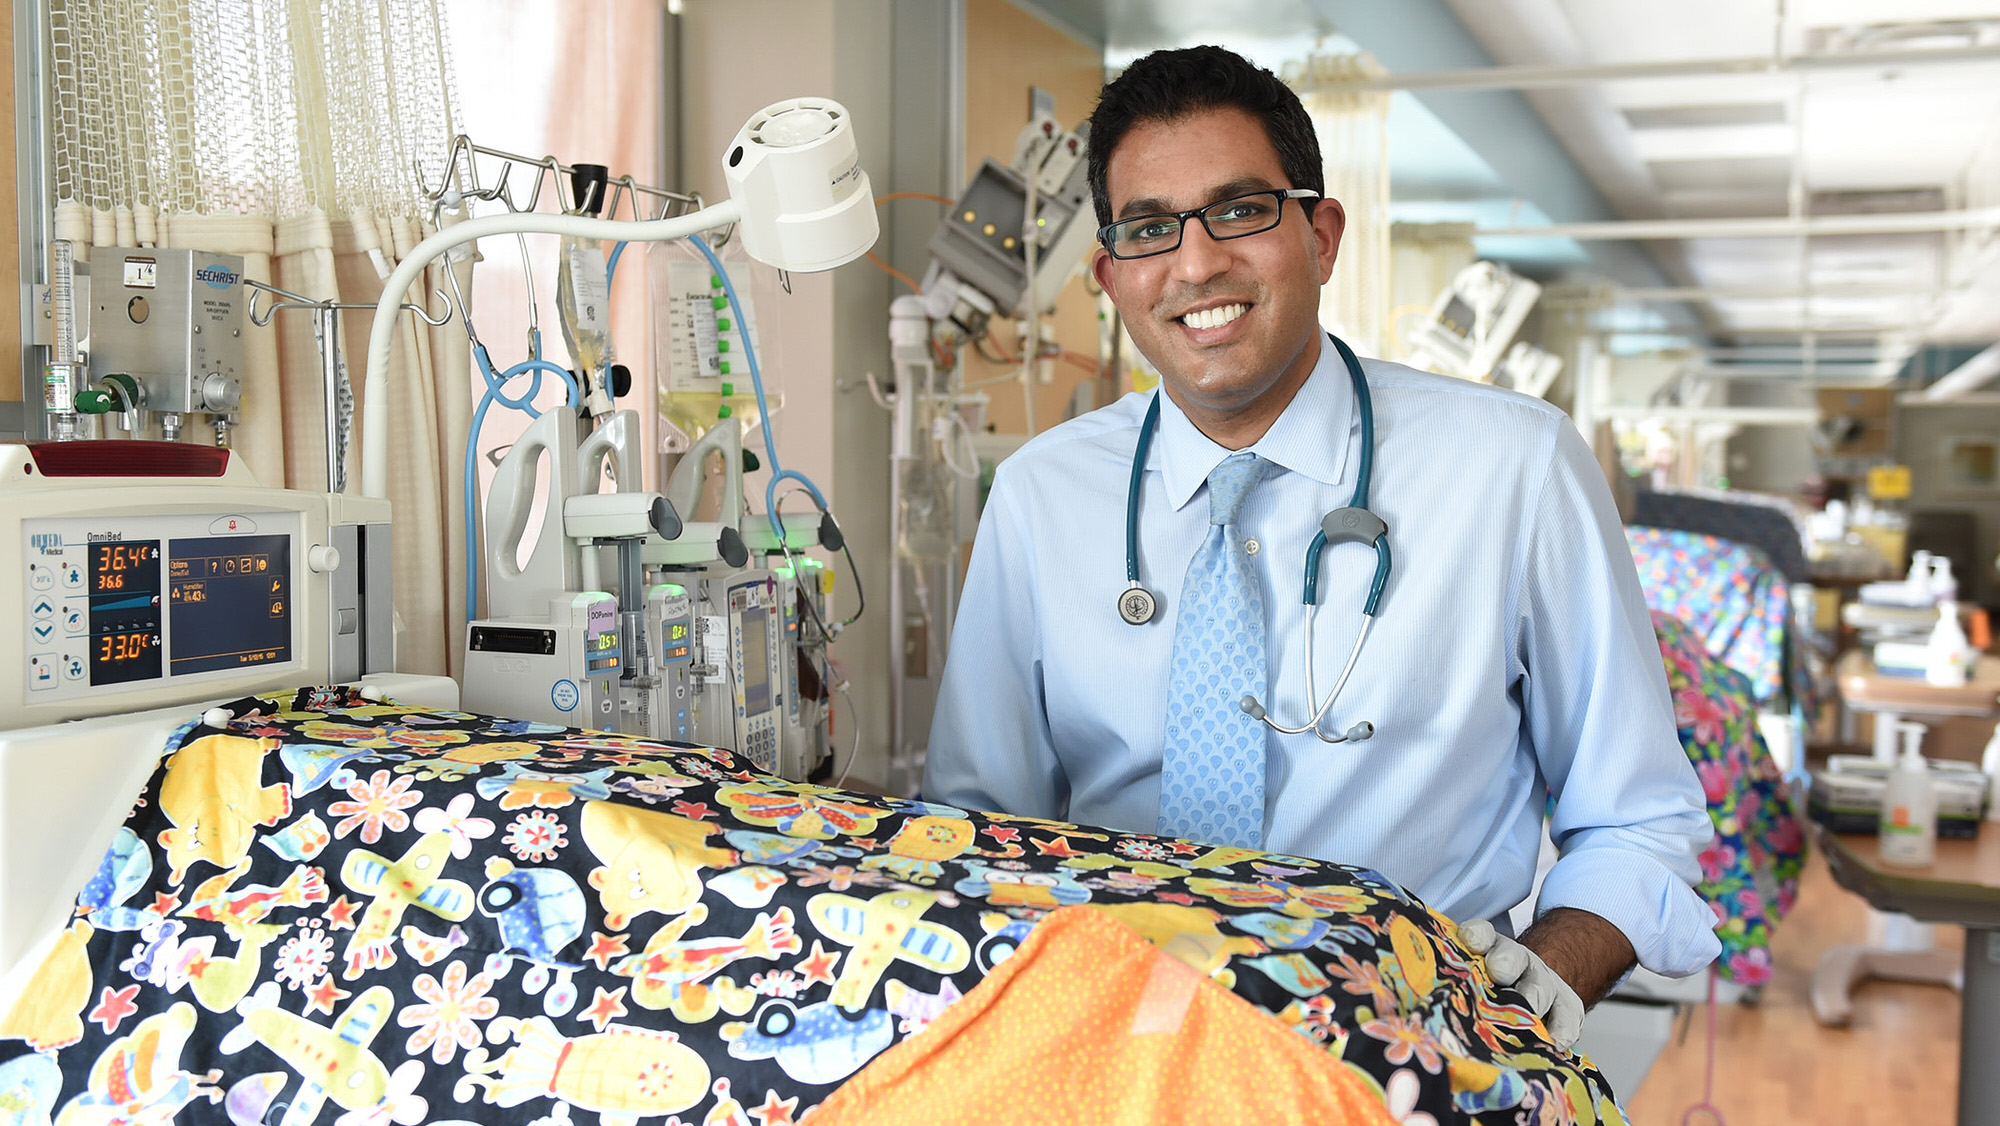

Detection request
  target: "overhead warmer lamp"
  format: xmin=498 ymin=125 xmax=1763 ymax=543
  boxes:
xmin=357 ymin=96 xmax=878 ymax=500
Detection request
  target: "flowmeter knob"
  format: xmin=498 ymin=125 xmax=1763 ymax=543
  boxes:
xmin=199 ymin=372 xmax=241 ymax=413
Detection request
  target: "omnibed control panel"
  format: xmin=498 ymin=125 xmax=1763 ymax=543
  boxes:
xmin=22 ymin=512 xmax=300 ymax=702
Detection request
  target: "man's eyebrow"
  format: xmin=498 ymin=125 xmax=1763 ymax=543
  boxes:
xmin=1113 ymin=176 xmax=1281 ymax=221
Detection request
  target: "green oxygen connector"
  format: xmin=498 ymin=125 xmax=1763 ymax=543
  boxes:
xmin=76 ymin=372 xmax=140 ymax=414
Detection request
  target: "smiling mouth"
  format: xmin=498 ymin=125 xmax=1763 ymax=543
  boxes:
xmin=1179 ymin=302 xmax=1248 ymax=331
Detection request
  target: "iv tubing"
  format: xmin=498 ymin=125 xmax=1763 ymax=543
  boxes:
xmin=361 ymin=201 xmax=743 ymax=498
xmin=462 ymin=332 xmax=577 ymax=617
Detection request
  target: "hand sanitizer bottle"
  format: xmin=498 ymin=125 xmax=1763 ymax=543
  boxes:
xmin=1983 ymin=721 xmax=2000 ymax=823
xmin=1880 ymin=722 xmax=1937 ymax=868
xmin=1926 ymin=601 xmax=1972 ymax=688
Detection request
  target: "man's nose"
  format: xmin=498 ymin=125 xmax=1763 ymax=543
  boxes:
xmin=1169 ymin=217 xmax=1231 ymax=283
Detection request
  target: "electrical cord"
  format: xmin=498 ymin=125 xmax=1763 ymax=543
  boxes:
xmin=774 ymin=484 xmax=864 ymax=635
xmin=1680 ymin=967 xmax=1726 ymax=1126
xmin=867 ymin=251 xmax=922 ymax=293
xmin=835 ymin=682 xmax=861 ymax=788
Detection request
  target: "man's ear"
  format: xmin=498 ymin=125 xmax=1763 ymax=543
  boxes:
xmin=1089 ymin=246 xmax=1119 ymax=303
xmin=1311 ymin=197 xmax=1346 ymax=285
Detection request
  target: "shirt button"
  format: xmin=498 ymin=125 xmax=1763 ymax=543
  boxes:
xmin=1244 ymin=539 xmax=1261 ymax=555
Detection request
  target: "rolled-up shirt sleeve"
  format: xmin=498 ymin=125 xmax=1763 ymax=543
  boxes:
xmin=923 ymin=470 xmax=1068 ymax=820
xmin=1517 ymin=423 xmax=1721 ymax=978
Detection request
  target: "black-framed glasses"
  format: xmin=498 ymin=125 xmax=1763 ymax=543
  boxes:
xmin=1097 ymin=189 xmax=1319 ymax=260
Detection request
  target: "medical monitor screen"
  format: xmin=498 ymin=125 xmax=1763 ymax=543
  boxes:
xmin=739 ymin=611 xmax=771 ymax=715
xmin=88 ymin=540 xmax=162 ymax=685
xmin=168 ymin=534 xmax=291 ymax=675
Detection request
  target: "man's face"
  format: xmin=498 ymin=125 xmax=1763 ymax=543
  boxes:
xmin=1091 ymin=107 xmax=1345 ymax=429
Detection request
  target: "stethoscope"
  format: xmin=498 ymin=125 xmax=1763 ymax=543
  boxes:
xmin=1117 ymin=333 xmax=1391 ymax=744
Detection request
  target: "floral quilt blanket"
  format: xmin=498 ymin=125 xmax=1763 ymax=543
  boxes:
xmin=1652 ymin=612 xmax=1805 ymax=986
xmin=1627 ymin=525 xmax=1809 ymax=712
xmin=1 ymin=687 xmax=1630 ymax=1125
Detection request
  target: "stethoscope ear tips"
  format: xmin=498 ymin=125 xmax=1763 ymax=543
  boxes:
xmin=1311 ymin=719 xmax=1375 ymax=744
xmin=1239 ymin=696 xmax=1266 ymax=720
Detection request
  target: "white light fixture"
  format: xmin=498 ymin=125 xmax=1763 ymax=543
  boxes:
xmin=358 ymin=98 xmax=877 ymax=499
xmin=724 ymin=97 xmax=879 ymax=274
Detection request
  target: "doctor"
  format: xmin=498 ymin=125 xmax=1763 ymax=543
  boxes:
xmin=925 ymin=45 xmax=1718 ymax=1039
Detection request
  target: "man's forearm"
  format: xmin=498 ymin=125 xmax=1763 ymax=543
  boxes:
xmin=1518 ymin=907 xmax=1637 ymax=1007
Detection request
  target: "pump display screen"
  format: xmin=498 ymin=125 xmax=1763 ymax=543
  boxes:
xmin=739 ymin=612 xmax=771 ymax=715
xmin=168 ymin=534 xmax=291 ymax=675
xmin=88 ymin=541 xmax=162 ymax=685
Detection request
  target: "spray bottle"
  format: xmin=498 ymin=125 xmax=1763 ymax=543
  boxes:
xmin=558 ymin=163 xmax=616 ymax=418
xmin=1931 ymin=556 xmax=1959 ymax=603
xmin=1880 ymin=722 xmax=1937 ymax=868
xmin=1926 ymin=600 xmax=1972 ymax=689
xmin=1982 ymin=720 xmax=2000 ymax=823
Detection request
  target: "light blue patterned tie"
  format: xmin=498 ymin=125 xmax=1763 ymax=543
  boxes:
xmin=1159 ymin=452 xmax=1270 ymax=846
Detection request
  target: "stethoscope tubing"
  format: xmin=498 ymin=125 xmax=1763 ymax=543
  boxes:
xmin=1121 ymin=332 xmax=1388 ymax=742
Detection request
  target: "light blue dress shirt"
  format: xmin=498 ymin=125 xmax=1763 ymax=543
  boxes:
xmin=924 ymin=342 xmax=1722 ymax=978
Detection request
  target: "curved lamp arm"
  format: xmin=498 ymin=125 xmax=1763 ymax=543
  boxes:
xmin=359 ymin=200 xmax=744 ymax=498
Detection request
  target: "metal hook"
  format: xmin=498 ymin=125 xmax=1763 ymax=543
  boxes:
xmin=244 ymin=278 xmax=453 ymax=328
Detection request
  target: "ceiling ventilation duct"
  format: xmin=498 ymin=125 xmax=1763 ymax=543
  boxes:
xmin=1806 ymin=19 xmax=2000 ymax=54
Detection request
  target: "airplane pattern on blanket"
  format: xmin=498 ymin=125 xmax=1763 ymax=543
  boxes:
xmin=0 ymin=685 xmax=1630 ymax=1125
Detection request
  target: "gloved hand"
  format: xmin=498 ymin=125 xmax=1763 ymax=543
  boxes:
xmin=1458 ymin=919 xmax=1585 ymax=1052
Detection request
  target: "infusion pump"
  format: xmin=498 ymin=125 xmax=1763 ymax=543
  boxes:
xmin=687 ymin=568 xmax=786 ymax=773
xmin=461 ymin=562 xmax=826 ymax=780
xmin=2 ymin=441 xmax=394 ymax=728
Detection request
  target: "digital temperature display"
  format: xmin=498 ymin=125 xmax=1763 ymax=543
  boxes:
xmin=88 ymin=540 xmax=162 ymax=685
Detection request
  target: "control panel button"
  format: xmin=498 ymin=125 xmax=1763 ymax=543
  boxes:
xmin=307 ymin=544 xmax=341 ymax=574
xmin=62 ymin=654 xmax=86 ymax=682
xmin=29 ymin=563 xmax=54 ymax=590
xmin=28 ymin=655 xmax=55 ymax=690
xmin=31 ymin=598 xmax=55 ymax=620
xmin=31 ymin=620 xmax=55 ymax=644
xmin=62 ymin=605 xmax=85 ymax=635
xmin=60 ymin=562 xmax=83 ymax=589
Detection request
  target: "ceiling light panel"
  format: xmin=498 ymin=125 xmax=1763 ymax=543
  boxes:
xmin=1798 ymin=1 xmax=2000 ymax=24
xmin=1657 ymin=188 xmax=1792 ymax=218
xmin=1621 ymin=103 xmax=1790 ymax=129
xmin=1646 ymin=156 xmax=1793 ymax=193
xmin=1629 ymin=123 xmax=1796 ymax=162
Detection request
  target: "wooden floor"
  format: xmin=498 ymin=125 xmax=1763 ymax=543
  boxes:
xmin=1623 ymin=849 xmax=1963 ymax=1124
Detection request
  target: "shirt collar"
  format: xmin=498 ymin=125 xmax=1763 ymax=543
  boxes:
xmin=1152 ymin=334 xmax=1357 ymax=511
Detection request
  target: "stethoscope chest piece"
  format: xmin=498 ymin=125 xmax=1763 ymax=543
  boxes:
xmin=1118 ymin=582 xmax=1158 ymax=625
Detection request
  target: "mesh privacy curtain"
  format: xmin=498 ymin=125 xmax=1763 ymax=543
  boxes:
xmin=1285 ymin=51 xmax=1393 ymax=359
xmin=45 ymin=0 xmax=472 ymax=678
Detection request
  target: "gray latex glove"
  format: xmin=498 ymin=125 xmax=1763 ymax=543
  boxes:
xmin=1458 ymin=919 xmax=1585 ymax=1052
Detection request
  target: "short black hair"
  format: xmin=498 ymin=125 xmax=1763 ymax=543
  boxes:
xmin=1085 ymin=45 xmax=1324 ymax=229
